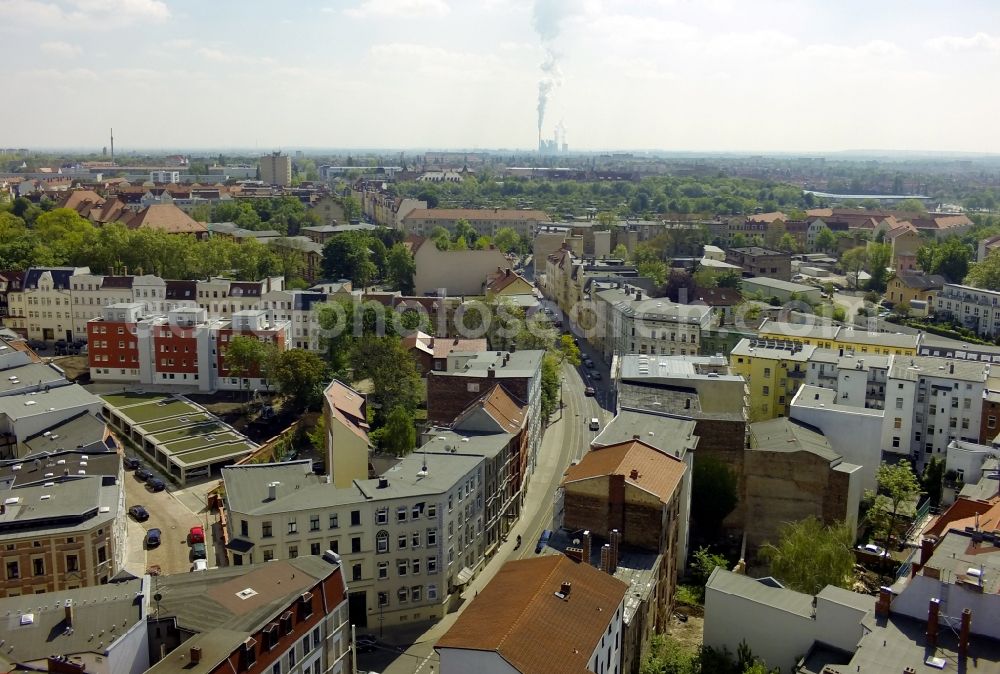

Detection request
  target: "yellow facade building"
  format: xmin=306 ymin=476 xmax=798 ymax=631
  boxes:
xmin=730 ymin=338 xmax=816 ymax=421
xmin=757 ymin=319 xmax=919 ymax=356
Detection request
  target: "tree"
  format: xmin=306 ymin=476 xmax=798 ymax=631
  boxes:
xmin=777 ymin=232 xmax=798 ymax=253
xmin=965 ymin=249 xmax=1000 ymax=290
xmin=611 ymin=243 xmax=629 ymax=261
xmin=842 ymin=246 xmax=868 ymax=289
xmin=865 ymin=461 xmax=921 ymax=549
xmin=321 ymin=232 xmax=377 ymax=287
xmin=760 ymin=517 xmax=855 ymax=595
xmin=717 ymin=270 xmax=741 ymax=288
xmin=922 ymin=456 xmax=946 ymax=509
xmin=386 ymin=243 xmax=416 ymax=294
xmin=307 ymin=413 xmax=326 ymax=452
xmin=665 ymin=269 xmax=696 ymax=303
xmin=349 ymin=336 xmax=422 ymax=420
xmin=493 ymin=227 xmax=521 ymax=254
xmin=224 ymin=335 xmax=272 ymax=402
xmin=865 ymin=242 xmax=891 ymax=292
xmin=341 ymin=196 xmax=362 ymax=222
xmin=453 ymin=219 xmax=477 ymax=247
xmin=691 ymin=457 xmax=738 ymax=537
xmin=731 ymin=232 xmax=748 ymax=248
xmin=638 ymin=259 xmax=668 ymax=287
xmin=596 ymin=211 xmax=617 ymax=229
xmin=814 ymin=226 xmax=836 ymax=253
xmin=371 ymin=406 xmax=416 ymax=456
xmin=895 ymin=198 xmax=928 ymax=214
xmin=540 ymin=352 xmax=562 ymax=423
xmin=272 ymin=349 xmax=328 ymax=412
xmin=916 ymin=238 xmax=971 ymax=283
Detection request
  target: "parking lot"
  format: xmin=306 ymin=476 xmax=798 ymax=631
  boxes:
xmin=123 ymin=458 xmax=207 ymax=575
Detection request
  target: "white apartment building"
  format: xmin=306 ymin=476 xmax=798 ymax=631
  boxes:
xmin=888 ymin=356 xmax=990 ymax=468
xmin=595 ymin=285 xmax=712 ymax=364
xmin=803 ymin=350 xmax=891 ymax=410
xmin=6 ymin=267 xmax=90 ymax=342
xmin=195 ymin=276 xmax=284 ymax=316
xmin=261 ymin=289 xmax=330 ymax=351
xmin=150 ymin=170 xmax=180 ymax=183
xmin=935 ymin=283 xmax=1000 ymax=339
xmin=222 ymin=452 xmax=487 ymax=632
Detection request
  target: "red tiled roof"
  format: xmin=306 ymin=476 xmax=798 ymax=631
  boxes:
xmin=436 ymin=556 xmax=628 ymax=674
xmin=562 ymin=439 xmax=685 ymax=505
xmin=123 ymin=204 xmax=207 ymax=234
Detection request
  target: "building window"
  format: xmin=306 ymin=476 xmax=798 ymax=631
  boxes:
xmin=412 ymin=558 xmax=421 ymax=575
xmin=378 ymin=591 xmax=389 ymax=607
xmin=398 ymin=534 xmax=407 ymax=550
xmin=263 ymin=549 xmax=274 ymax=562
xmin=262 ymin=521 xmax=273 ymax=538
xmin=412 ymin=531 xmax=421 ymax=548
xmin=989 ymin=415 xmax=997 ymax=429
xmin=427 ymin=584 xmax=438 ymax=600
xmin=310 ymin=515 xmax=320 ymax=531
xmin=6 ymin=561 xmax=18 ymax=580
xmin=894 ymin=417 xmax=902 ymax=429
xmin=352 ymin=564 xmax=362 ymax=581
xmin=311 ymin=542 xmax=321 ymax=556
xmin=66 ymin=554 xmax=79 ymax=572
xmin=762 ymin=386 xmax=769 ymax=396
xmin=33 ymin=558 xmax=44 ymax=576
xmin=896 ymin=397 xmax=903 ymax=409
xmin=376 ymin=508 xmax=388 ymax=525
xmin=892 ymin=437 xmax=900 ymax=448
xmin=427 ymin=528 xmax=437 ymax=545
xmin=428 ymin=556 xmax=437 ymax=573
xmin=427 ymin=504 xmax=437 ymax=518
xmin=397 ymin=506 xmax=407 ymax=523
xmin=376 ymin=531 xmax=389 ymax=554
xmin=378 ymin=562 xmax=389 ymax=579
xmin=398 ymin=587 xmax=408 ymax=603
xmin=351 ymin=510 xmax=361 ymax=526
xmin=352 ymin=536 xmax=362 ymax=553
xmin=397 ymin=559 xmax=408 ymax=576
xmin=288 ymin=519 xmax=297 ymax=534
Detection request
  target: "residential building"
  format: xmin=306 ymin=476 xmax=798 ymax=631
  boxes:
xmin=790 ymin=385 xmax=888 ymax=493
xmin=704 ymin=569 xmax=874 ymax=674
xmin=886 ymin=273 xmax=945 ymax=308
xmin=978 ymin=233 xmax=1000 ymax=262
xmin=5 ymin=267 xmax=90 ymax=341
xmin=221 ymin=452 xmax=486 ymax=631
xmin=195 ymin=276 xmax=285 ymax=316
xmin=686 ymin=286 xmax=742 ymax=326
xmin=323 ymin=379 xmax=371 ymax=489
xmin=0 ymin=385 xmax=104 ymax=451
xmin=544 ymin=247 xmax=654 ymax=318
xmin=730 ymin=338 xmax=814 ymax=420
xmin=981 ymin=383 xmax=1000 ymax=444
xmin=267 ymin=236 xmax=325 ymax=282
xmin=945 ymin=442 xmax=997 ymax=495
xmin=426 ymin=349 xmax=543 ymax=472
xmin=402 ymin=208 xmax=550 ymax=239
xmin=435 ymin=556 xmax=628 ymax=674
xmin=423 ymin=384 xmax=527 ymax=558
xmin=122 ymin=203 xmax=208 ymax=239
xmin=740 ymin=276 xmax=821 ymax=304
xmin=757 ymin=318 xmax=921 ymax=356
xmin=207 ymin=221 xmax=281 ymax=243
xmin=87 ymin=304 xmax=290 ymax=393
xmin=935 ymin=283 xmax=1000 ymax=339
xmin=724 ymin=247 xmax=791 ymax=281
xmin=402 ymin=331 xmax=488 ymax=375
xmin=261 ymin=288 xmax=329 ymax=351
xmin=260 ymin=152 xmax=292 ymax=187
xmin=412 ymin=237 xmax=509 ymax=295
xmin=561 ymin=437 xmax=687 ymax=625
xmin=485 ymin=267 xmax=537 ymax=309
xmin=150 ymin=170 xmax=180 ymax=183
xmin=887 ymin=220 xmax=923 ymax=273
xmin=802 ymin=348 xmax=891 ymax=410
xmin=0 ymin=577 xmax=149 ymax=674
xmin=888 ymin=355 xmax=989 ymax=467
xmin=146 ymin=556 xmax=351 ymax=674
xmin=594 ymin=285 xmax=712 ymax=364
xmin=0 ymin=453 xmax=126 ymax=597
xmin=745 ymin=418 xmax=862 ymax=548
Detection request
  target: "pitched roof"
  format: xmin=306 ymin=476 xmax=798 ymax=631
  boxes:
xmin=561 ymin=439 xmax=686 ymax=505
xmin=324 ymin=379 xmax=369 ymax=444
xmin=893 ymin=273 xmax=946 ymax=291
xmin=123 ymin=203 xmax=207 ymax=235
xmin=487 ymin=268 xmax=530 ymax=294
xmin=452 ymin=383 xmax=527 ymax=433
xmin=436 ymin=556 xmax=628 ymax=674
xmin=746 ymin=211 xmax=787 ymax=224
xmin=57 ymin=189 xmax=104 ymax=212
xmin=404 ymin=208 xmax=550 ymax=222
xmin=925 ymin=497 xmax=1000 ymax=538
xmin=690 ymin=287 xmax=742 ymax=306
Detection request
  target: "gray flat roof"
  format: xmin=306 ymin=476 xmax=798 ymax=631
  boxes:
xmin=792 ymin=386 xmax=884 ymax=417
xmin=731 ymin=338 xmax=815 ymax=361
xmin=742 ymin=277 xmax=820 ymax=293
xmin=421 ymin=429 xmax=515 ymax=461
xmin=706 ymin=568 xmax=814 ymax=617
xmin=0 ymin=449 xmax=121 ymax=484
xmin=447 ymin=350 xmax=543 ymax=378
xmin=0 ymin=476 xmax=119 ymax=540
xmin=593 ymin=409 xmax=698 ymax=458
xmin=0 ymin=362 xmax=67 ymax=395
xmin=23 ymin=412 xmax=111 ymax=456
xmin=750 ymin=418 xmax=840 ymax=463
xmin=889 ymin=355 xmax=989 ymax=383
xmin=0 ymin=578 xmax=145 ymax=661
xmin=0 ymin=385 xmax=100 ymax=420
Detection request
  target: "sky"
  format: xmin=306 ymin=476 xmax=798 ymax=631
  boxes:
xmin=2 ymin=0 xmax=1000 ymax=153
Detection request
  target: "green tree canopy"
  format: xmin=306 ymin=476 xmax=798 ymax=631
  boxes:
xmin=916 ymin=238 xmax=971 ymax=283
xmin=866 ymin=460 xmax=921 ymax=549
xmin=761 ymin=516 xmax=856 ymax=595
xmin=386 ymin=242 xmax=416 ymax=294
xmin=321 ymin=231 xmax=378 ymax=287
xmin=965 ymin=248 xmax=1000 ymax=290
xmin=865 ymin=242 xmax=892 ymax=292
xmin=348 ymin=335 xmax=422 ymax=421
xmin=842 ymin=246 xmax=868 ymax=289
xmin=493 ymin=227 xmax=521 ymax=254
xmin=272 ymin=349 xmax=328 ymax=412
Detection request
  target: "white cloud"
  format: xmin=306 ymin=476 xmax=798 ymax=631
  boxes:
xmin=0 ymin=0 xmax=169 ymax=29
xmin=320 ymin=6 xmax=335 ymax=13
xmin=40 ymin=40 xmax=81 ymax=56
xmin=163 ymin=37 xmax=193 ymax=49
xmin=345 ymin=0 xmax=448 ymax=19
xmin=197 ymin=46 xmax=274 ymax=65
xmin=368 ymin=42 xmax=509 ymax=83
xmin=925 ymin=32 xmax=1000 ymax=53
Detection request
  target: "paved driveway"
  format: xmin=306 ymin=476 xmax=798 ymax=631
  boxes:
xmin=123 ymin=466 xmax=204 ymax=575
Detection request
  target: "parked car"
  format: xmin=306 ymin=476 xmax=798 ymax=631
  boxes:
xmin=148 ymin=478 xmax=166 ymax=492
xmin=128 ymin=505 xmax=149 ymax=521
xmin=191 ymin=542 xmax=207 ymax=560
xmin=535 ymin=529 xmax=552 ymax=554
xmin=584 ymin=359 xmax=595 ymax=369
xmin=584 ymin=386 xmax=596 ymax=397
xmin=191 ymin=559 xmax=208 ymax=572
xmin=123 ymin=456 xmax=140 ymax=470
xmin=356 ymin=635 xmax=379 ymax=653
xmin=858 ymin=543 xmax=889 ymax=558
xmin=188 ymin=526 xmax=205 ymax=544
xmin=589 ymin=417 xmax=600 ymax=431
xmin=135 ymin=468 xmax=154 ymax=482
xmin=145 ymin=528 xmax=162 ymax=548
xmin=591 ymin=371 xmax=602 ymax=381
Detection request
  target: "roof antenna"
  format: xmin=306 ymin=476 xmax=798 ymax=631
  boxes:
xmin=417 ymin=445 xmax=428 ymax=478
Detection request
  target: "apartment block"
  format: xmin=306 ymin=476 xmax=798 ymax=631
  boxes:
xmin=260 ymin=152 xmax=292 ymax=187
xmin=222 ymin=452 xmax=486 ymax=632
xmin=730 ymin=338 xmax=814 ymax=420
xmin=5 ymin=267 xmax=90 ymax=341
xmin=935 ymin=283 xmax=1000 ymax=339
xmin=87 ymin=304 xmax=290 ymax=392
xmin=724 ymin=247 xmax=791 ymax=281
xmin=758 ymin=318 xmax=921 ymax=356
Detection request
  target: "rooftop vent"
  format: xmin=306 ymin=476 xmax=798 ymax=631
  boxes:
xmin=235 ymin=588 xmax=258 ymax=600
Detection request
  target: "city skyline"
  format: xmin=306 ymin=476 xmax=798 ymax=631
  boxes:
xmin=1 ymin=0 xmax=999 ymax=152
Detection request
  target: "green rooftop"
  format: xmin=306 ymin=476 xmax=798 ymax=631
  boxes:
xmin=101 ymin=391 xmax=169 ymax=408
xmin=173 ymin=442 xmax=255 ymax=466
xmin=119 ymin=399 xmax=199 ymax=423
xmin=162 ymin=431 xmax=244 ymax=454
xmin=154 ymin=422 xmax=227 ymax=444
xmin=140 ymin=413 xmax=212 ymax=434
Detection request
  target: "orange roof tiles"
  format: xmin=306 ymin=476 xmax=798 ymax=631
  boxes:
xmin=436 ymin=556 xmax=627 ymax=674
xmin=123 ymin=203 xmax=207 ymax=235
xmin=562 ymin=439 xmax=685 ymax=505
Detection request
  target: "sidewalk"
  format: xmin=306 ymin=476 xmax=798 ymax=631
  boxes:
xmin=123 ymin=518 xmax=148 ymax=576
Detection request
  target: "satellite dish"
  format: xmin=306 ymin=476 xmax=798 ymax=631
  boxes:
xmin=153 ymin=593 xmax=162 ymax=602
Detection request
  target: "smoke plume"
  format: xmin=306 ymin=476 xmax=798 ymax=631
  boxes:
xmin=533 ymin=0 xmax=574 ymax=135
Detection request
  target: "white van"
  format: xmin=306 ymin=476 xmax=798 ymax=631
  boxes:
xmin=191 ymin=559 xmax=208 ymax=572
xmin=589 ymin=418 xmax=600 ymax=431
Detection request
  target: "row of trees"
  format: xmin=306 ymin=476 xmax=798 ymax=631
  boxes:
xmin=205 ymin=196 xmax=322 ymax=236
xmin=320 ymin=229 xmax=415 ymax=291
xmin=427 ymin=221 xmax=525 ymax=255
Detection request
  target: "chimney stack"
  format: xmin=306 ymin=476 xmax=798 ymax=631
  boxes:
xmin=610 ymin=529 xmax=621 ymax=573
xmin=959 ymin=608 xmax=972 ymax=658
xmin=926 ymin=598 xmax=941 ymax=648
xmin=875 ymin=586 xmax=893 ymax=618
xmin=600 ymin=544 xmax=611 ymax=573
xmin=190 ymin=646 xmax=202 ymax=664
xmin=629 ymin=469 xmax=639 ymax=480
xmin=267 ymin=481 xmax=279 ymax=501
xmin=64 ymin=600 xmax=73 ymax=627
xmin=920 ymin=537 xmax=936 ymax=566
xmin=559 ymin=581 xmax=572 ymax=597
xmin=582 ymin=530 xmax=592 ymax=566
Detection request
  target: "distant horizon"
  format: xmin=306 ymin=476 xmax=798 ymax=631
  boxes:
xmin=2 ymin=1 xmax=999 ymax=152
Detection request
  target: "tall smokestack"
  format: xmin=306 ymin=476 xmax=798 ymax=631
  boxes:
xmin=110 ymin=128 xmax=115 ymax=166
xmin=926 ymin=598 xmax=940 ymax=648
xmin=959 ymin=609 xmax=972 ymax=658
